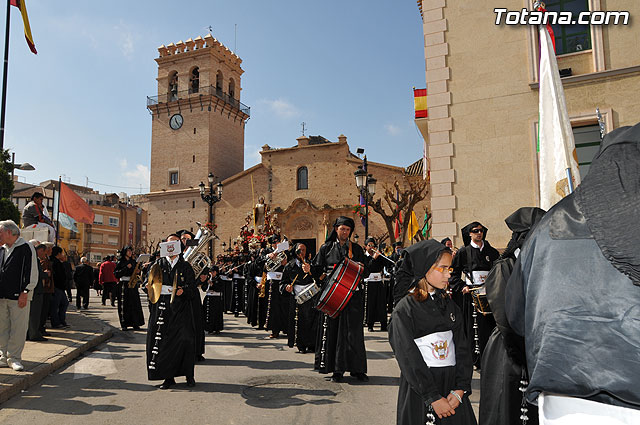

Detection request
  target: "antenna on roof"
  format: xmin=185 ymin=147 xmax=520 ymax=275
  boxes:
xmin=205 ymin=25 xmax=213 ymax=34
xmin=301 ymin=122 xmax=307 ymax=137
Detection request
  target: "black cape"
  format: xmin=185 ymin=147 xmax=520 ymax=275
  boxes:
xmin=113 ymin=257 xmax=144 ymax=328
xmin=389 ymin=295 xmax=476 ymax=425
xmin=311 ymin=240 xmax=367 ymax=374
xmin=146 ymin=257 xmax=198 ymax=381
xmin=202 ymin=275 xmax=224 ymax=332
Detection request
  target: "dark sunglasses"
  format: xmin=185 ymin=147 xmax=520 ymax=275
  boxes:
xmin=470 ymin=228 xmax=484 ymax=234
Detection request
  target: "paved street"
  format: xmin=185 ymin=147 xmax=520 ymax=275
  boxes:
xmin=0 ymin=293 xmax=479 ymax=424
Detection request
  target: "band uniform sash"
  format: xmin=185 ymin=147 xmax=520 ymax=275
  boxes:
xmin=160 ymin=285 xmax=173 ymax=295
xmin=365 ymin=272 xmax=382 ymax=282
xmin=414 ymin=330 xmax=456 ymax=368
xmin=466 ymin=270 xmax=489 ymax=287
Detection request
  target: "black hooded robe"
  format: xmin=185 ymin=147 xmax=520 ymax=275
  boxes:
xmin=282 ymin=258 xmax=318 ymax=351
xmin=202 ymin=274 xmax=224 ymax=333
xmin=114 ymin=257 xmax=145 ymax=329
xmin=390 ymin=295 xmax=477 ymax=425
xmin=312 ymin=239 xmax=368 ymax=374
xmin=364 ymin=253 xmax=389 ymax=330
xmin=146 ymin=257 xmax=198 ymax=381
xmin=449 ymin=225 xmax=499 ymax=368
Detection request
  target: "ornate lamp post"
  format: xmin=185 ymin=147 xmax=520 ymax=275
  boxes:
xmin=199 ymin=172 xmax=223 ymax=258
xmin=354 ymin=158 xmax=377 ymax=240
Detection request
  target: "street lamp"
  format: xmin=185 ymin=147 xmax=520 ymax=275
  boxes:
xmin=8 ymin=152 xmax=35 ymax=199
xmin=354 ymin=155 xmax=376 ymax=240
xmin=199 ymin=172 xmax=223 ymax=258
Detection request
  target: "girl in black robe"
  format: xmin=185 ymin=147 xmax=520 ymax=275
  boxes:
xmin=201 ymin=266 xmax=224 ymax=334
xmin=145 ymin=239 xmax=198 ymax=389
xmin=114 ymin=246 xmax=145 ymax=331
xmin=389 ymin=240 xmax=476 ymax=425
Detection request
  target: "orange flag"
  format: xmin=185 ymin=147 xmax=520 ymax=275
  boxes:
xmin=59 ymin=182 xmax=94 ymax=224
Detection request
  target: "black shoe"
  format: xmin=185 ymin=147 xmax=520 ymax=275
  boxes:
xmin=42 ymin=331 xmax=51 ymax=336
xmin=330 ymin=373 xmax=343 ymax=382
xmin=381 ymin=326 xmax=388 ymax=332
xmin=122 ymin=327 xmax=128 ymax=331
xmin=367 ymin=327 xmax=374 ymax=332
xmin=351 ymin=372 xmax=369 ymax=382
xmin=30 ymin=336 xmax=48 ymax=342
xmin=133 ymin=326 xmax=141 ymax=331
xmin=197 ymin=355 xmax=205 ymax=362
xmin=186 ymin=376 xmax=196 ymax=387
xmin=297 ymin=348 xmax=307 ymax=354
xmin=159 ymin=378 xmax=175 ymax=389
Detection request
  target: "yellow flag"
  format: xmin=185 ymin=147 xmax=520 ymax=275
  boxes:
xmin=407 ymin=210 xmax=420 ymax=242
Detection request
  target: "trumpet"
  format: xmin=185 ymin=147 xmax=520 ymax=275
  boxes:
xmin=265 ymin=250 xmax=287 ymax=272
xmin=372 ymin=248 xmax=397 ymax=265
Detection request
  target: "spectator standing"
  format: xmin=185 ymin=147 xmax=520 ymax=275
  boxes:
xmin=39 ymin=242 xmax=54 ymax=336
xmin=49 ymin=246 xmax=69 ymax=328
xmin=0 ymin=220 xmax=39 ymax=371
xmin=73 ymin=257 xmax=93 ymax=309
xmin=26 ymin=242 xmax=47 ymax=341
xmin=99 ymin=256 xmax=117 ymax=306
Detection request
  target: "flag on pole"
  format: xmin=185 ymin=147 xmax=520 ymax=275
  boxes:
xmin=10 ymin=0 xmax=37 ymax=54
xmin=407 ymin=210 xmax=420 ymax=242
xmin=413 ymin=88 xmax=427 ymax=119
xmin=421 ymin=210 xmax=429 ymax=238
xmin=394 ymin=189 xmax=401 ymax=240
xmin=537 ymin=23 xmax=580 ymax=210
xmin=58 ymin=182 xmax=94 ymax=231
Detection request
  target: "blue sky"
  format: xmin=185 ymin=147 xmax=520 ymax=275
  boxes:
xmin=7 ymin=0 xmax=426 ymax=195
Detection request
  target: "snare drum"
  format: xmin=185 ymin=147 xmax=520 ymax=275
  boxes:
xmin=316 ymin=258 xmax=364 ymax=318
xmin=295 ymin=282 xmax=321 ymax=304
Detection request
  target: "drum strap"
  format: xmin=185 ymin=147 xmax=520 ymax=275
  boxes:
xmin=348 ymin=241 xmax=353 ymax=259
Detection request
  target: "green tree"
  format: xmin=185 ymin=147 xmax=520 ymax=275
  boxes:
xmin=0 ymin=149 xmax=20 ymax=222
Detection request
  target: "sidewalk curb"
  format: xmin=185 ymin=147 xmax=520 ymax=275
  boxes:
xmin=0 ymin=325 xmax=113 ymax=405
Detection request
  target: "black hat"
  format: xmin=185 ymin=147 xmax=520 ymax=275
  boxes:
xmin=440 ymin=237 xmax=451 ymax=245
xmin=393 ymin=241 xmax=403 ymax=248
xmin=176 ymin=229 xmax=195 ymax=239
xmin=268 ymin=234 xmax=280 ymax=244
xmin=326 ymin=216 xmax=356 ymax=242
xmin=364 ymin=237 xmax=376 ymax=246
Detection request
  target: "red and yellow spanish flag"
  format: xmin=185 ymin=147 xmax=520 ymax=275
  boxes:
xmin=59 ymin=182 xmax=94 ymax=224
xmin=413 ymin=88 xmax=427 ymax=119
xmin=10 ymin=0 xmax=37 ymax=54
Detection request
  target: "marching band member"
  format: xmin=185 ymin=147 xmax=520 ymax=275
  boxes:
xmin=282 ymin=243 xmax=317 ymax=353
xmin=449 ymin=222 xmax=499 ymax=369
xmin=311 ymin=216 xmax=368 ymax=382
xmin=364 ymin=237 xmax=388 ymax=332
xmin=200 ymin=266 xmax=224 ymax=335
xmin=113 ymin=246 xmax=144 ymax=331
xmin=145 ymin=234 xmax=198 ymax=390
xmin=262 ymin=234 xmax=289 ymax=339
xmin=177 ymin=230 xmax=206 ymax=362
xmin=389 ymin=240 xmax=476 ymax=425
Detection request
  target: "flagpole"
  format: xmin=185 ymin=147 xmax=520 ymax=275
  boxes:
xmin=0 ymin=0 xmax=12 ymax=151
xmin=55 ymin=176 xmax=61 ymax=246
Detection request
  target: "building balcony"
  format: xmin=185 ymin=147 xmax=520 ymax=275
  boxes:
xmin=146 ymin=85 xmax=250 ymax=117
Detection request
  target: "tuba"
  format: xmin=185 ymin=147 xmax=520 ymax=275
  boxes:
xmin=184 ymin=224 xmax=216 ymax=277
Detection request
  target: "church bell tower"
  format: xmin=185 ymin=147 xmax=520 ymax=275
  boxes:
xmin=146 ymin=34 xmax=250 ymax=242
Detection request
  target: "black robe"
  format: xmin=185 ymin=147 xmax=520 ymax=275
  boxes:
xmin=244 ymin=260 xmax=260 ymax=327
xmin=311 ymin=240 xmax=367 ymax=374
xmin=449 ymin=243 xmax=499 ymax=367
xmin=282 ymin=258 xmax=318 ymax=351
xmin=113 ymin=257 xmax=144 ymax=328
xmin=263 ymin=248 xmax=289 ymax=336
xmin=364 ymin=253 xmax=388 ymax=329
xmin=231 ymin=272 xmax=245 ymax=316
xmin=389 ymin=294 xmax=477 ymax=425
xmin=146 ymin=257 xmax=197 ymax=381
xmin=479 ymin=256 xmax=538 ymax=425
xmin=202 ymin=275 xmax=224 ymax=333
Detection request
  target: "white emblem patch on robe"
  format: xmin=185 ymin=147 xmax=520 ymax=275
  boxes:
xmin=414 ymin=330 xmax=456 ymax=368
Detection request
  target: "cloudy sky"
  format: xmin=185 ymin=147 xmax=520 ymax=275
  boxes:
xmin=7 ymin=0 xmax=426 ymax=195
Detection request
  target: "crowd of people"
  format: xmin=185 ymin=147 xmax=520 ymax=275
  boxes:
xmin=3 ymin=123 xmax=639 ymax=424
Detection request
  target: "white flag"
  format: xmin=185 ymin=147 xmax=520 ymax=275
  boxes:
xmin=538 ymin=25 xmax=581 ymax=211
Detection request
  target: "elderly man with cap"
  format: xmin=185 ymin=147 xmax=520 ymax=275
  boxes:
xmin=506 ymin=123 xmax=640 ymax=424
xmin=0 ymin=220 xmax=39 ymax=371
xmin=449 ymin=221 xmax=499 ymax=369
xmin=311 ymin=216 xmax=369 ymax=382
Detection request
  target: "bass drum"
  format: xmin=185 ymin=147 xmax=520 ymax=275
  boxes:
xmin=316 ymin=258 xmax=364 ymax=318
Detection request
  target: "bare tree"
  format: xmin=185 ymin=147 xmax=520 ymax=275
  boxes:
xmin=369 ymin=175 xmax=429 ymax=245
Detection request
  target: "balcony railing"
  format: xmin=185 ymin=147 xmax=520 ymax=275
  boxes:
xmin=147 ymin=85 xmax=250 ymax=116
